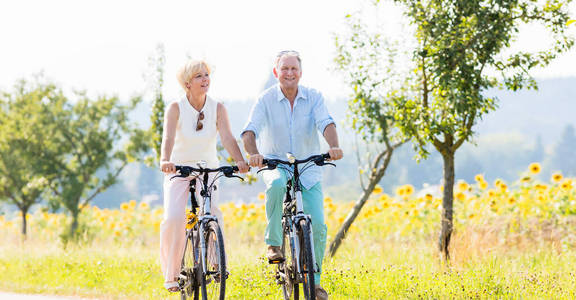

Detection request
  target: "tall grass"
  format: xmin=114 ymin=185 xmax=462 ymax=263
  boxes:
xmin=1 ymin=167 xmax=575 ymax=298
xmin=2 ymin=225 xmax=576 ymax=299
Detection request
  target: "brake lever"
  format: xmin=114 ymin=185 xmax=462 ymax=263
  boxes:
xmin=257 ymin=168 xmax=270 ymax=174
xmin=228 ymin=175 xmax=244 ymax=181
xmin=324 ymin=162 xmax=336 ymax=167
xmin=170 ymin=174 xmax=185 ymax=180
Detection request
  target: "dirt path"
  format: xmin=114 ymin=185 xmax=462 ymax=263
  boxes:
xmin=0 ymin=293 xmax=90 ymax=299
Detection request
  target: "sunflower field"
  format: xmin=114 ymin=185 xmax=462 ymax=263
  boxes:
xmin=1 ymin=162 xmax=576 ymax=299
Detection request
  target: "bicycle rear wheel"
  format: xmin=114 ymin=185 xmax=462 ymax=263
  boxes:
xmin=200 ymin=220 xmax=226 ymax=300
xmin=279 ymin=227 xmax=299 ymax=300
xmin=298 ymin=219 xmax=316 ymax=300
xmin=180 ymin=232 xmax=200 ymax=300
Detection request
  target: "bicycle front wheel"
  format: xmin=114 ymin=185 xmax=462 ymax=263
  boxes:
xmin=200 ymin=220 xmax=226 ymax=300
xmin=180 ymin=232 xmax=200 ymax=300
xmin=298 ymin=219 xmax=316 ymax=300
xmin=280 ymin=227 xmax=299 ymax=300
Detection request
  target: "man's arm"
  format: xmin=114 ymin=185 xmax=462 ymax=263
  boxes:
xmin=241 ymin=131 xmax=264 ymax=167
xmin=241 ymin=96 xmax=267 ymax=168
xmin=323 ymin=123 xmax=343 ymax=160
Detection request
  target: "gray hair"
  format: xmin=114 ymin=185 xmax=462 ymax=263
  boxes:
xmin=275 ymin=50 xmax=301 ymax=68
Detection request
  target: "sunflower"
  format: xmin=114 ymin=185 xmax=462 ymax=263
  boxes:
xmin=372 ymin=185 xmax=383 ymax=195
xmin=494 ymin=179 xmax=504 ymax=188
xmin=258 ymin=192 xmax=266 ymax=201
xmin=479 ymin=181 xmax=488 ymax=190
xmin=120 ymin=203 xmax=130 ymax=211
xmin=474 ymin=174 xmax=485 ymax=183
xmin=403 ymin=184 xmax=415 ymax=196
xmin=551 ymin=173 xmax=563 ymax=183
xmin=528 ymin=162 xmax=541 ymax=174
xmin=561 ymin=179 xmax=573 ymax=190
xmin=457 ymin=181 xmax=469 ymax=192
xmin=455 ymin=192 xmax=466 ymax=202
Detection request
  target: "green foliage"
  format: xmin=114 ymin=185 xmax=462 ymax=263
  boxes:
xmin=334 ymin=13 xmax=412 ymax=145
xmin=47 ymin=94 xmax=148 ymax=239
xmin=0 ymin=75 xmax=149 ymax=239
xmin=392 ymin=0 xmax=574 ymax=157
xmin=0 ymin=76 xmax=61 ymax=235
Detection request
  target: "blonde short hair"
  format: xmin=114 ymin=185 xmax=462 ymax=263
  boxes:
xmin=176 ymin=60 xmax=211 ymax=90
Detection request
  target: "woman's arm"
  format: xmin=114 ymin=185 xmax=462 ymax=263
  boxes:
xmin=160 ymin=102 xmax=179 ymax=173
xmin=216 ymin=103 xmax=249 ymax=173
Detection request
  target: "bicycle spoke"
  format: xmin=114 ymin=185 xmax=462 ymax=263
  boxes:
xmin=180 ymin=233 xmax=199 ymax=299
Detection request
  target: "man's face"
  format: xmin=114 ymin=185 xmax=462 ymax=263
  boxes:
xmin=274 ymin=55 xmax=302 ymax=90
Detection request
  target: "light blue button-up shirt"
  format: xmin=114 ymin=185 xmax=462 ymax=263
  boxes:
xmin=241 ymin=84 xmax=335 ymax=189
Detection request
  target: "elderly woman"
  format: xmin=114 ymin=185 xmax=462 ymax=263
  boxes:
xmin=159 ymin=59 xmax=249 ymax=291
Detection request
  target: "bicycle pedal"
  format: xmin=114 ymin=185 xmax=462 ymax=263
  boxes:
xmin=268 ymin=258 xmax=285 ymax=264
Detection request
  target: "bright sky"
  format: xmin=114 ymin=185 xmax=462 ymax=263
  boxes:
xmin=0 ymin=0 xmax=575 ymax=102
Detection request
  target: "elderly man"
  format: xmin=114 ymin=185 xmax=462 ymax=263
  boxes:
xmin=241 ymin=50 xmax=343 ymax=300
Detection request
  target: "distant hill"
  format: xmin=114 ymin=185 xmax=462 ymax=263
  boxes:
xmin=476 ymin=78 xmax=576 ymax=144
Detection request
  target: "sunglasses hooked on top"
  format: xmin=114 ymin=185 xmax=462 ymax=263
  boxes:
xmin=196 ymin=111 xmax=204 ymax=131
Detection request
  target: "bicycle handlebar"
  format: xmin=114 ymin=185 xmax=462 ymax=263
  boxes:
xmin=173 ymin=165 xmax=242 ymax=180
xmin=259 ymin=153 xmax=333 ymax=173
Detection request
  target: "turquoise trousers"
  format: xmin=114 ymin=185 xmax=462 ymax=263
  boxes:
xmin=262 ymin=168 xmax=327 ymax=284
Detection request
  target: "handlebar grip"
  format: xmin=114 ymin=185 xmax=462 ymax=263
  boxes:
xmin=322 ymin=153 xmax=331 ymax=160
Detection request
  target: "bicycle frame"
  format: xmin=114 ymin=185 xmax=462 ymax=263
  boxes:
xmin=287 ymin=165 xmax=319 ymax=275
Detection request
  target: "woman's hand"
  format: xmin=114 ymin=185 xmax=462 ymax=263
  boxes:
xmin=236 ymin=161 xmax=250 ymax=173
xmin=160 ymin=161 xmax=176 ymax=173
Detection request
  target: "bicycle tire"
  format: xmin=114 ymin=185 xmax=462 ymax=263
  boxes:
xmin=280 ymin=227 xmax=299 ymax=300
xmin=298 ymin=219 xmax=316 ymax=300
xmin=199 ymin=220 xmax=226 ymax=300
xmin=180 ymin=232 xmax=200 ymax=300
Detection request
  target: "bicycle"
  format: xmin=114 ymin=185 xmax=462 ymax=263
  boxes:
xmin=257 ymin=153 xmax=335 ymax=300
xmin=171 ymin=163 xmax=243 ymax=300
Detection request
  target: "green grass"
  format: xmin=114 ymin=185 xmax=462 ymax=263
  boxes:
xmin=1 ymin=235 xmax=576 ymax=299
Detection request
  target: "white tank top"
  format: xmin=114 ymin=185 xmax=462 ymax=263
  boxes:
xmin=170 ymin=96 xmax=219 ymax=168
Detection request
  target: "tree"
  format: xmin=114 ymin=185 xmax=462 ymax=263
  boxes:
xmin=0 ymin=77 xmax=60 ymax=237
xmin=388 ymin=0 xmax=574 ymax=261
xmin=329 ymin=12 xmax=408 ymax=257
xmin=23 ymin=87 xmax=150 ymax=239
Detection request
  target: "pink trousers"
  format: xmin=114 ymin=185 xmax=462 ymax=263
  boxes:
xmin=160 ymin=174 xmax=223 ymax=283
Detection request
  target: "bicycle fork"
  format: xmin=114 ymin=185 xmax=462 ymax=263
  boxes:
xmin=198 ymin=195 xmax=218 ymax=275
xmin=292 ymin=190 xmax=320 ymax=274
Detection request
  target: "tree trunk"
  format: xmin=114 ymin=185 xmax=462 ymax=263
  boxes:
xmin=439 ymin=151 xmax=455 ymax=263
xmin=20 ymin=207 xmax=29 ymax=238
xmin=329 ymin=150 xmax=393 ymax=257
xmin=328 ymin=185 xmax=375 ymax=257
xmin=69 ymin=211 xmax=79 ymax=238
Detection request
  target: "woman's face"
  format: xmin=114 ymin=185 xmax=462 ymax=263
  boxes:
xmin=186 ymin=67 xmax=210 ymax=94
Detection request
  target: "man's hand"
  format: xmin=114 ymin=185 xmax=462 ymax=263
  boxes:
xmin=236 ymin=161 xmax=250 ymax=173
xmin=248 ymin=153 xmax=264 ymax=168
xmin=160 ymin=160 xmax=176 ymax=173
xmin=328 ymin=147 xmax=343 ymax=161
